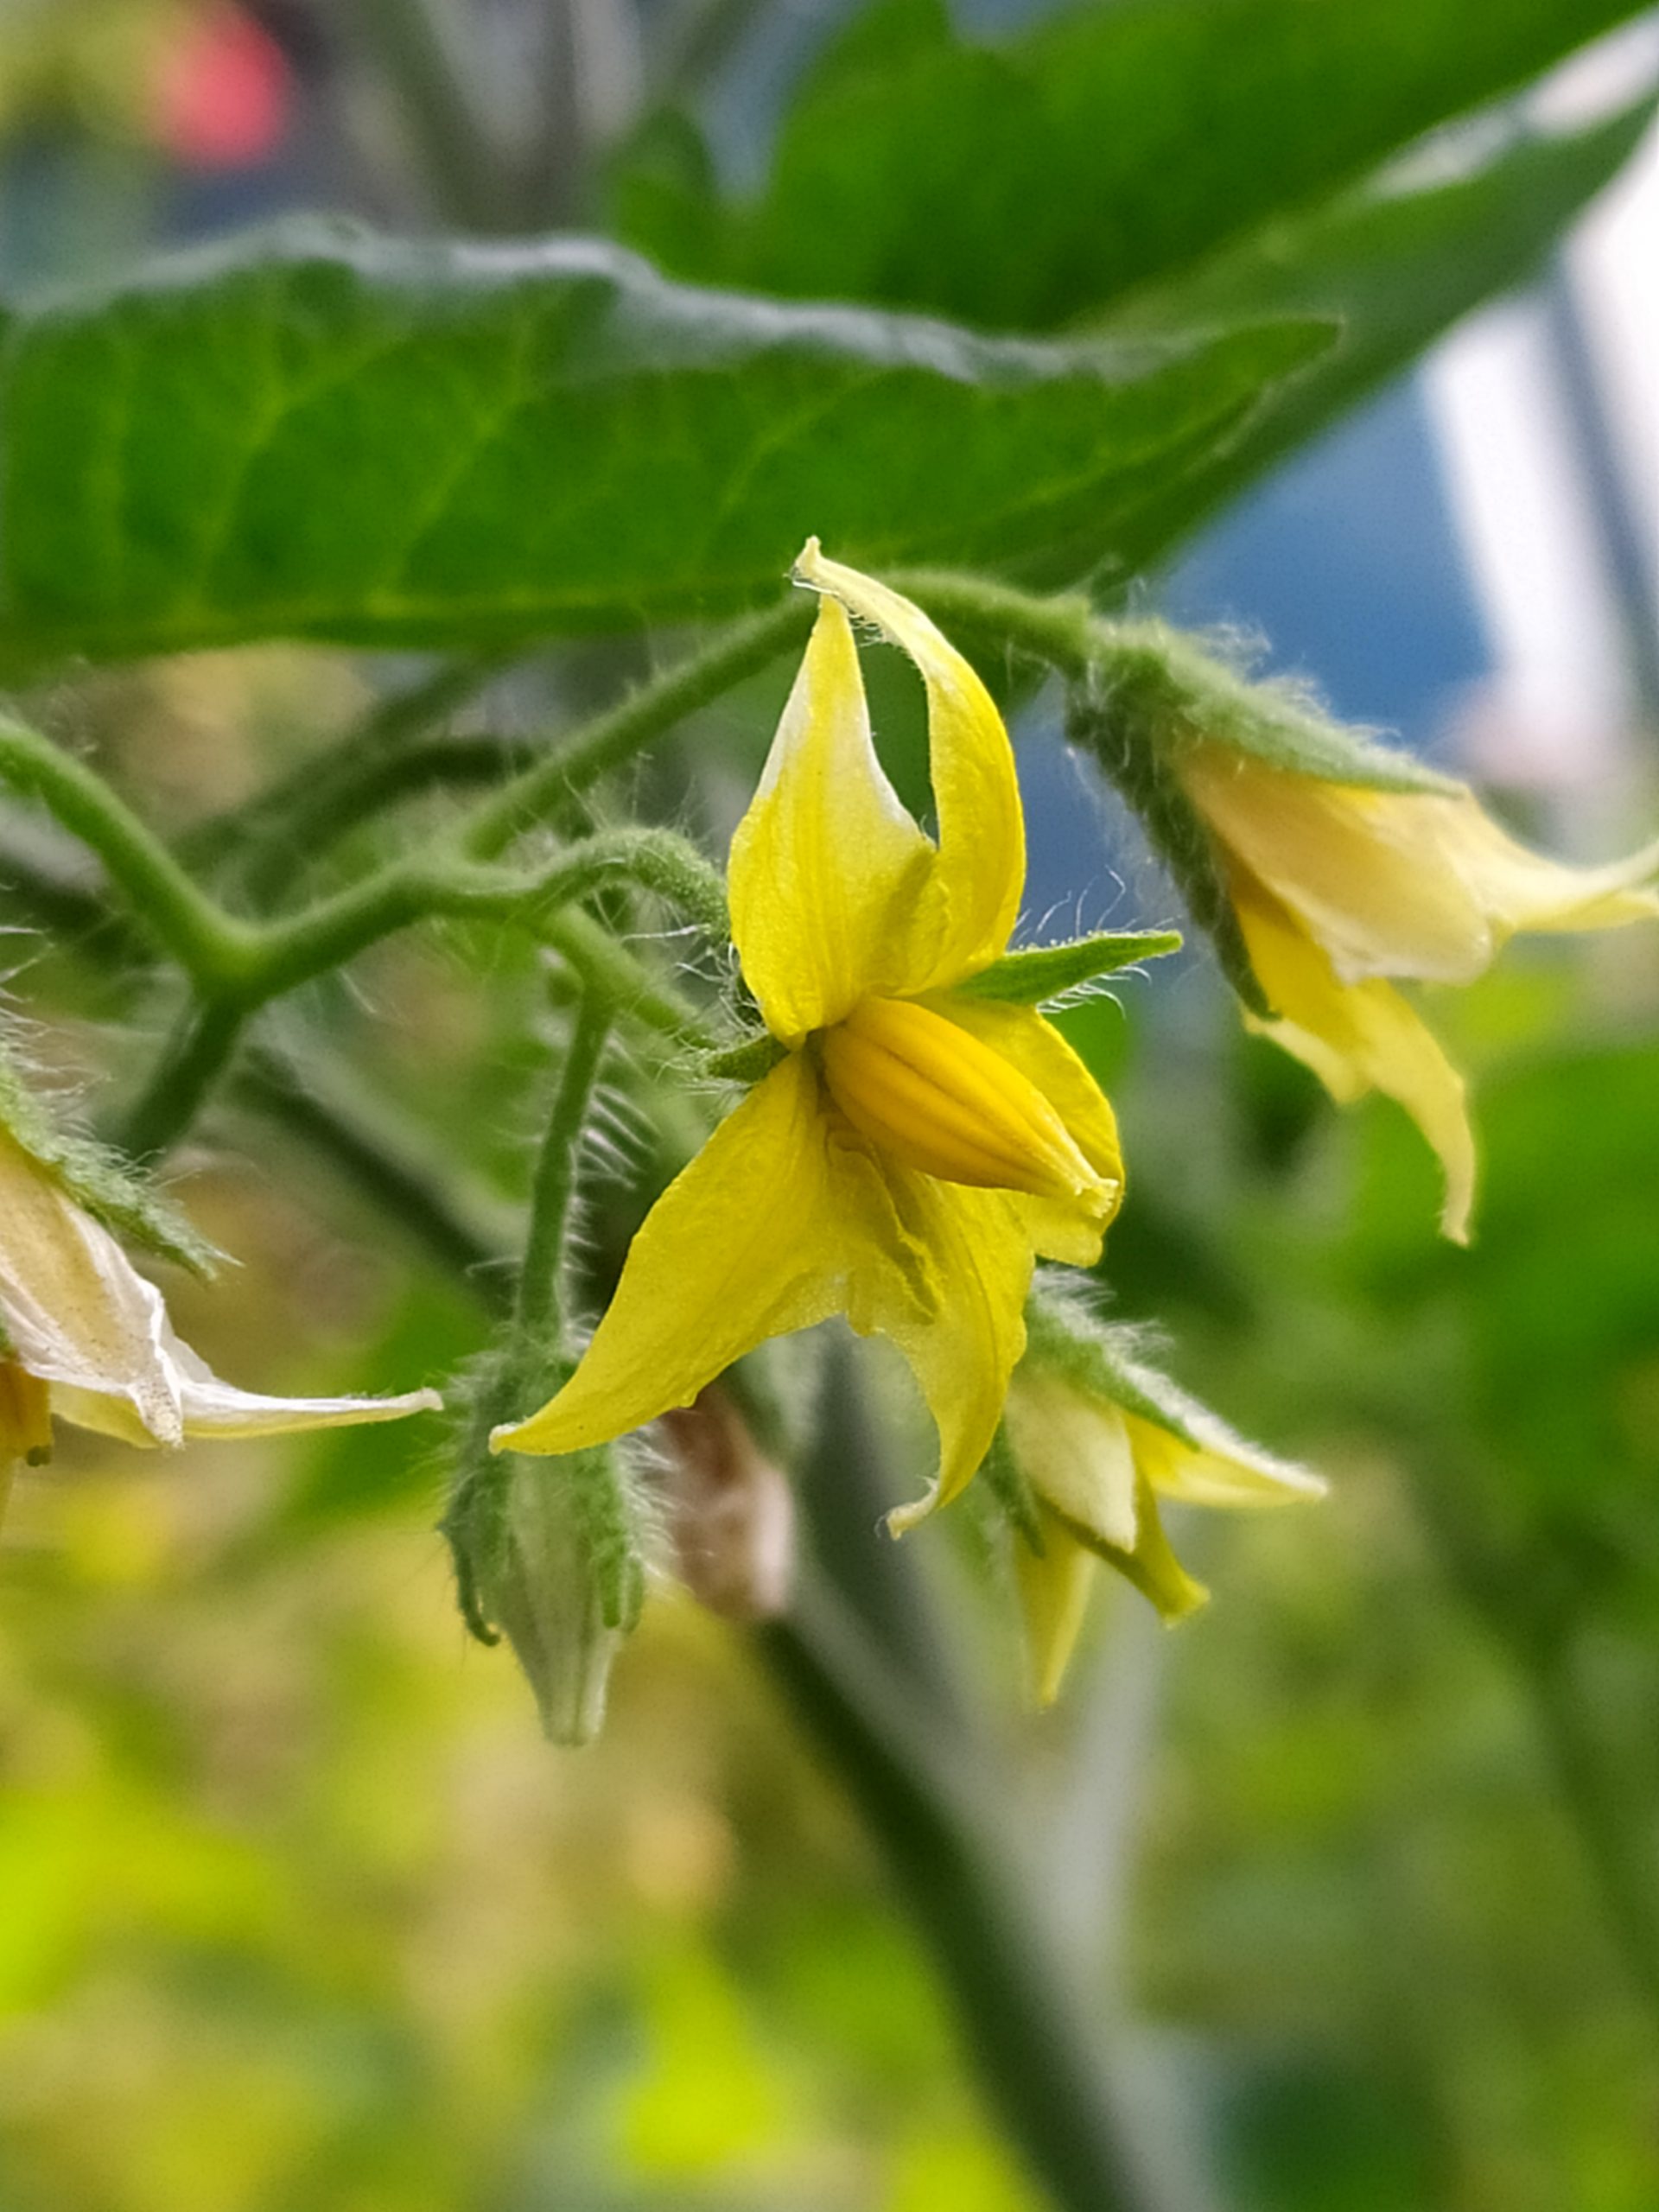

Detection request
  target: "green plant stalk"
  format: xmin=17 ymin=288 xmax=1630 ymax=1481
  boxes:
xmin=241 ymin=827 xmax=727 ymax=1001
xmin=1521 ymin=1635 xmax=1659 ymax=2024
xmin=0 ymin=719 xmax=257 ymax=988
xmin=516 ymin=991 xmax=610 ymax=1345
xmin=1401 ymin=1443 xmax=1659 ymax=2042
xmin=539 ymin=907 xmax=717 ymax=1050
xmin=461 ymin=594 xmax=813 ymax=859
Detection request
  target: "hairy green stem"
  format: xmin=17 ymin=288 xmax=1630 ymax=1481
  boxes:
xmin=540 ymin=907 xmax=717 ymax=1050
xmin=0 ymin=719 xmax=257 ymax=988
xmin=516 ymin=993 xmax=611 ymax=1345
xmin=461 ymin=595 xmax=811 ymax=860
xmin=242 ymin=826 xmax=726 ymax=1004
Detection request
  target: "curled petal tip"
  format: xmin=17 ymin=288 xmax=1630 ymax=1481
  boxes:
xmin=883 ymin=1496 xmax=931 ymax=1540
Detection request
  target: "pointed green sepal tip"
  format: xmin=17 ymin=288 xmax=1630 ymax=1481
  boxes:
xmin=697 ymin=1032 xmax=788 ymax=1084
xmin=0 ymin=1028 xmax=218 ymax=1276
xmin=956 ymin=929 xmax=1181 ymax=1005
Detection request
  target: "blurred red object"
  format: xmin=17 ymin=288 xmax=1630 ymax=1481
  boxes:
xmin=152 ymin=4 xmax=290 ymax=169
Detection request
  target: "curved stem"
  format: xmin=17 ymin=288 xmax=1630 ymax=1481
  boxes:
xmin=461 ymin=595 xmax=811 ymax=860
xmin=0 ymin=718 xmax=257 ymax=988
xmin=241 ymin=826 xmax=727 ymax=1004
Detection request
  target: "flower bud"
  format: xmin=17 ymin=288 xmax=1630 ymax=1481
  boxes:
xmin=466 ymin=1443 xmax=645 ymax=1748
xmin=658 ymin=1388 xmax=793 ymax=1620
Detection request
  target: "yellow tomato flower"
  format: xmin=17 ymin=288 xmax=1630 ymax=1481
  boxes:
xmin=1179 ymin=745 xmax=1659 ymax=1241
xmin=1004 ymin=1357 xmax=1323 ymax=1705
xmin=0 ymin=1125 xmax=441 ymax=1506
xmin=495 ymin=543 xmax=1124 ymax=1531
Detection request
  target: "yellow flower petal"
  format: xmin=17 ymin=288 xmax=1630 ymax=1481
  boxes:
xmin=1007 ymin=1376 xmax=1207 ymax=1643
xmin=494 ymin=1054 xmax=856 ymax=1456
xmin=855 ymin=1169 xmax=1033 ymax=1536
xmin=1101 ymin=1474 xmax=1210 ymax=1624
xmin=1122 ymin=1409 xmax=1325 ymax=1508
xmin=168 ymin=1332 xmax=441 ymax=1437
xmin=797 ymin=540 xmax=1024 ymax=991
xmin=1431 ymin=795 xmax=1659 ymax=938
xmin=729 ymin=595 xmax=935 ymax=1043
xmin=495 ymin=1052 xmax=1033 ymax=1537
xmin=1003 ymin=1368 xmax=1138 ymax=1550
xmin=925 ymin=998 xmax=1123 ymax=1264
xmin=1183 ymin=747 xmax=1497 ymax=984
xmin=1235 ymin=868 xmax=1476 ymax=1243
xmin=1183 ymin=746 xmax=1659 ymax=986
xmin=0 ymin=1129 xmax=185 ymax=1445
xmin=0 ymin=1130 xmax=441 ymax=1449
xmin=1015 ymin=1509 xmax=1099 ymax=1707
xmin=0 ymin=1360 xmax=52 ymax=1465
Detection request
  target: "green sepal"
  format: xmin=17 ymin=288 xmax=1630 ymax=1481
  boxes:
xmin=1025 ymin=1286 xmax=1315 ymax=1492
xmin=1089 ymin=619 xmax=1456 ymax=794
xmin=956 ymin=929 xmax=1181 ymax=1005
xmin=699 ymin=1033 xmax=787 ymax=1085
xmin=1066 ymin=686 xmax=1269 ymax=1016
xmin=977 ymin=1421 xmax=1046 ymax=1555
xmin=1069 ymin=620 xmax=1453 ymax=1014
xmin=0 ymin=1026 xmax=216 ymax=1276
xmin=442 ymin=1344 xmax=648 ymax=1747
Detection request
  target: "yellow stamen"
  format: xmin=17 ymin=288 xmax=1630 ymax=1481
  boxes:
xmin=818 ymin=996 xmax=1105 ymax=1203
xmin=0 ymin=1360 xmax=52 ymax=1467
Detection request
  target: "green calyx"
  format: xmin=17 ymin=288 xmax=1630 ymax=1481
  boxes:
xmin=1066 ymin=686 xmax=1270 ymax=1017
xmin=442 ymin=1346 xmax=648 ymax=1748
xmin=0 ymin=1026 xmax=217 ymax=1275
xmin=1063 ymin=617 xmax=1455 ymax=1020
xmin=1083 ymin=619 xmax=1456 ymax=796
xmin=976 ymin=1421 xmax=1046 ymax=1554
xmin=1023 ymin=1289 xmax=1211 ymax=1448
xmin=956 ymin=930 xmax=1181 ymax=1005
xmin=699 ymin=1032 xmax=788 ymax=1084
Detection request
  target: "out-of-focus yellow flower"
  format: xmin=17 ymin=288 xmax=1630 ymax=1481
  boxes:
xmin=1004 ymin=1355 xmax=1323 ymax=1705
xmin=496 ymin=543 xmax=1123 ymax=1532
xmin=0 ymin=1126 xmax=440 ymax=1506
xmin=1179 ymin=746 xmax=1659 ymax=1240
